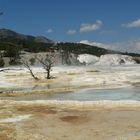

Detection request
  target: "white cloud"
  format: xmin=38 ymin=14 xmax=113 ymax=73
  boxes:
xmin=79 ymin=39 xmax=140 ymax=53
xmin=67 ymin=29 xmax=77 ymax=35
xmin=46 ymin=28 xmax=53 ymax=33
xmin=80 ymin=40 xmax=104 ymax=47
xmin=130 ymin=39 xmax=140 ymax=51
xmin=122 ymin=19 xmax=140 ymax=28
xmin=80 ymin=20 xmax=103 ymax=33
xmin=79 ymin=40 xmax=124 ymax=53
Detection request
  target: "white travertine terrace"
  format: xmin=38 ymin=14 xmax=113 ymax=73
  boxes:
xmin=77 ymin=54 xmax=136 ymax=65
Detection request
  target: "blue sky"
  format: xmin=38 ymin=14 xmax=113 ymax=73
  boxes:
xmin=0 ymin=0 xmax=140 ymax=52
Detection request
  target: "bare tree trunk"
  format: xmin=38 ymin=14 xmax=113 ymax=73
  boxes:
xmin=35 ymin=53 xmax=55 ymax=79
xmin=28 ymin=67 xmax=38 ymax=80
xmin=47 ymin=69 xmax=50 ymax=79
xmin=21 ymin=59 xmax=39 ymax=80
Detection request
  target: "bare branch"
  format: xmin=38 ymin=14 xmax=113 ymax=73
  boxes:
xmin=20 ymin=58 xmax=39 ymax=80
xmin=35 ymin=53 xmax=55 ymax=79
xmin=0 ymin=68 xmax=23 ymax=72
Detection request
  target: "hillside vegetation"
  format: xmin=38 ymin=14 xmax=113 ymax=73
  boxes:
xmin=0 ymin=28 xmax=140 ymax=66
xmin=0 ymin=29 xmax=115 ymax=56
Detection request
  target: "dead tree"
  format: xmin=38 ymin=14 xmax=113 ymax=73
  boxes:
xmin=0 ymin=68 xmax=23 ymax=72
xmin=36 ymin=53 xmax=55 ymax=79
xmin=20 ymin=59 xmax=38 ymax=80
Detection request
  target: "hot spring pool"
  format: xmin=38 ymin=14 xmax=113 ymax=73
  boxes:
xmin=1 ymin=86 xmax=140 ymax=101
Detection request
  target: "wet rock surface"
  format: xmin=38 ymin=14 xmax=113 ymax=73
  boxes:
xmin=0 ymin=100 xmax=140 ymax=140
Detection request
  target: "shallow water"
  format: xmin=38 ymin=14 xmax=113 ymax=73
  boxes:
xmin=34 ymin=87 xmax=140 ymax=101
xmin=1 ymin=86 xmax=140 ymax=101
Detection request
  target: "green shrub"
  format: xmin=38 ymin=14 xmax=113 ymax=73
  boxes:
xmin=9 ymin=59 xmax=21 ymax=65
xmin=29 ymin=58 xmax=36 ymax=65
xmin=0 ymin=58 xmax=5 ymax=67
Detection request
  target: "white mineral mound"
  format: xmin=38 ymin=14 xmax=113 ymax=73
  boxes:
xmin=96 ymin=54 xmax=136 ymax=65
xmin=77 ymin=54 xmax=136 ymax=65
xmin=77 ymin=54 xmax=99 ymax=65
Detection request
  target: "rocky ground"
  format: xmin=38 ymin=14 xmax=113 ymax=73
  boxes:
xmin=1 ymin=65 xmax=140 ymax=94
xmin=0 ymin=100 xmax=140 ymax=140
xmin=0 ymin=65 xmax=140 ymax=140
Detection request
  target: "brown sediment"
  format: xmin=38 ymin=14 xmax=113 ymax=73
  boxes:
xmin=0 ymin=124 xmax=17 ymax=140
xmin=60 ymin=115 xmax=89 ymax=124
xmin=16 ymin=105 xmax=57 ymax=115
xmin=1 ymin=66 xmax=140 ymax=139
xmin=0 ymin=100 xmax=140 ymax=140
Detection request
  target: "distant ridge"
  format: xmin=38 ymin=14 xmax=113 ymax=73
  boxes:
xmin=0 ymin=28 xmax=54 ymax=44
xmin=0 ymin=28 xmax=140 ymax=58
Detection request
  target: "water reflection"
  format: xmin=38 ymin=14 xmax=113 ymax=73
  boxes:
xmin=1 ymin=86 xmax=140 ymax=101
xmin=31 ymin=84 xmax=51 ymax=90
